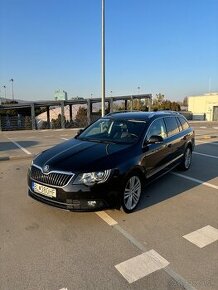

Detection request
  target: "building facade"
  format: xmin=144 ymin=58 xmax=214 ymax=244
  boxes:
xmin=188 ymin=93 xmax=218 ymax=121
xmin=54 ymin=89 xmax=68 ymax=101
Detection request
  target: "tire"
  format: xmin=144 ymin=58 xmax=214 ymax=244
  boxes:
xmin=180 ymin=146 xmax=192 ymax=171
xmin=121 ymin=173 xmax=142 ymax=213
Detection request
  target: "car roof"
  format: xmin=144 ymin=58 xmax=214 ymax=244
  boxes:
xmin=105 ymin=111 xmax=181 ymax=121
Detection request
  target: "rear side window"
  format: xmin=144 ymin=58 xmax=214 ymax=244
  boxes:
xmin=164 ymin=117 xmax=180 ymax=137
xmin=176 ymin=117 xmax=183 ymax=131
xmin=178 ymin=116 xmax=189 ymax=130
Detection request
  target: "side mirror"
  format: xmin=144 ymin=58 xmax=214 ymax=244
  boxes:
xmin=75 ymin=129 xmax=84 ymax=137
xmin=147 ymin=135 xmax=164 ymax=144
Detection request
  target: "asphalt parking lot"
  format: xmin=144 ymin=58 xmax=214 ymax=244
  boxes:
xmin=0 ymin=122 xmax=218 ymax=290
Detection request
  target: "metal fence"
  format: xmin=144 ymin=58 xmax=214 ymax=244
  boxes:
xmin=0 ymin=94 xmax=152 ymax=131
xmin=0 ymin=111 xmax=194 ymax=131
xmin=0 ymin=115 xmax=32 ymax=131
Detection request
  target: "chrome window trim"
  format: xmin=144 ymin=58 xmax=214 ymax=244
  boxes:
xmin=141 ymin=115 xmax=187 ymax=148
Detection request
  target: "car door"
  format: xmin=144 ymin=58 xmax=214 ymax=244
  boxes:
xmin=141 ymin=118 xmax=171 ymax=178
xmin=163 ymin=116 xmax=183 ymax=162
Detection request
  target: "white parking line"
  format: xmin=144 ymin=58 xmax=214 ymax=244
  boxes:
xmin=196 ymin=140 xmax=218 ymax=146
xmin=61 ymin=138 xmax=69 ymax=141
xmin=193 ymin=151 xmax=218 ymax=159
xmin=95 ymin=213 xmax=196 ymax=289
xmin=183 ymin=225 xmax=218 ymax=248
xmin=8 ymin=138 xmax=32 ymax=155
xmin=115 ymin=250 xmax=169 ymax=283
xmin=199 ymin=126 xmax=207 ymax=129
xmin=172 ymin=172 xmax=218 ymax=190
xmin=213 ymin=127 xmax=218 ymax=129
xmin=95 ymin=211 xmax=118 ymax=226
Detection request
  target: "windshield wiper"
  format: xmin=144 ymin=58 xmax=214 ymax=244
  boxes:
xmin=77 ymin=137 xmax=89 ymax=141
xmin=89 ymin=139 xmax=117 ymax=144
xmin=78 ymin=137 xmax=116 ymax=144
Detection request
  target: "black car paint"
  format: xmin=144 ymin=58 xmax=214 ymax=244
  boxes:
xmin=28 ymin=112 xmax=195 ymax=211
xmin=33 ymin=138 xmax=135 ymax=173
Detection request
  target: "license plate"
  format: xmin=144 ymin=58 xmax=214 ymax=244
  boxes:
xmin=32 ymin=182 xmax=56 ymax=198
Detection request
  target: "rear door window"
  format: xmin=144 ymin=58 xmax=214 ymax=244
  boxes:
xmin=164 ymin=117 xmax=180 ymax=137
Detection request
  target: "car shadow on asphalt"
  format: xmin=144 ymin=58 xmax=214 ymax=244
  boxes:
xmin=0 ymin=141 xmax=39 ymax=152
xmin=135 ymin=142 xmax=218 ymax=212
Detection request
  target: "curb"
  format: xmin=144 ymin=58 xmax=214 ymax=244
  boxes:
xmin=0 ymin=154 xmax=36 ymax=162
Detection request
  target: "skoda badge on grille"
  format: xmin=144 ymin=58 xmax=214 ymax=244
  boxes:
xmin=43 ymin=165 xmax=49 ymax=173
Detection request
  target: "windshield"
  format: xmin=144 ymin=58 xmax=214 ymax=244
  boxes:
xmin=77 ymin=118 xmax=146 ymax=144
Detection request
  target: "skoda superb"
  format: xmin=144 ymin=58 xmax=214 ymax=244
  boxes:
xmin=28 ymin=111 xmax=195 ymax=213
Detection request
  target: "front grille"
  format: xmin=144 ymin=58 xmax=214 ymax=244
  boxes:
xmin=30 ymin=165 xmax=73 ymax=187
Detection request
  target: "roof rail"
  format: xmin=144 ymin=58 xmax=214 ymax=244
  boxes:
xmin=106 ymin=110 xmax=141 ymax=116
xmin=153 ymin=110 xmax=180 ymax=114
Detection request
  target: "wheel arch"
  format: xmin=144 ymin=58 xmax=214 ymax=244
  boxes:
xmin=185 ymin=141 xmax=193 ymax=152
xmin=123 ymin=165 xmax=145 ymax=182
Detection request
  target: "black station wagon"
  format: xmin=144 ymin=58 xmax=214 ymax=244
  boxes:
xmin=28 ymin=111 xmax=195 ymax=213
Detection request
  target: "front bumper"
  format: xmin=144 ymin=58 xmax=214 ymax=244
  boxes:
xmin=28 ymin=176 xmax=121 ymax=211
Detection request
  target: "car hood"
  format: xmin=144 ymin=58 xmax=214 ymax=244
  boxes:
xmin=33 ymin=138 xmax=134 ymax=173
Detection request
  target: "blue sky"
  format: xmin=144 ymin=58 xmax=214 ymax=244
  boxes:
xmin=0 ymin=0 xmax=218 ymax=101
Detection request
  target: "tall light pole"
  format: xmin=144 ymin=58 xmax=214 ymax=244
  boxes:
xmin=10 ymin=78 xmax=14 ymax=101
xmin=3 ymin=85 xmax=6 ymax=99
xmin=137 ymin=86 xmax=141 ymax=95
xmin=101 ymin=0 xmax=105 ymax=117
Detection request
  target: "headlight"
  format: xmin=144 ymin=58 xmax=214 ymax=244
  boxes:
xmin=73 ymin=170 xmax=111 ymax=186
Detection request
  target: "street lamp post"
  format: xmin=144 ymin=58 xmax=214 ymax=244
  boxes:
xmin=10 ymin=79 xmax=14 ymax=101
xmin=137 ymin=86 xmax=141 ymax=95
xmin=3 ymin=86 xmax=6 ymax=99
xmin=101 ymin=0 xmax=105 ymax=117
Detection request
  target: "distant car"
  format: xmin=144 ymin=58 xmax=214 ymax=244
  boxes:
xmin=28 ymin=111 xmax=195 ymax=213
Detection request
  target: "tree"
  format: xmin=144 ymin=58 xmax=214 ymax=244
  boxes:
xmin=183 ymin=97 xmax=188 ymax=106
xmin=151 ymin=94 xmax=181 ymax=111
xmin=156 ymin=93 xmax=165 ymax=104
xmin=112 ymin=100 xmax=148 ymax=112
xmin=51 ymin=114 xmax=66 ymax=129
xmin=75 ymin=107 xmax=87 ymax=127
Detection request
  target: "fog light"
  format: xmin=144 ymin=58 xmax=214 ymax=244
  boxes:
xmin=88 ymin=201 xmax=97 ymax=207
